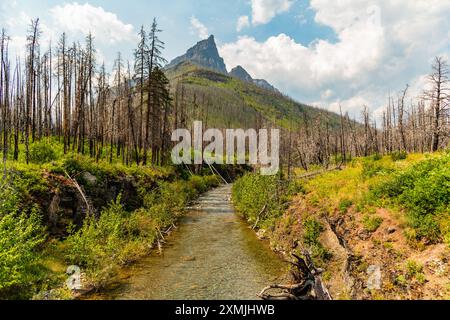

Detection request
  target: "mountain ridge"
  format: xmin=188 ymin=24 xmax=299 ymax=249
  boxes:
xmin=166 ymin=35 xmax=278 ymax=93
xmin=166 ymin=35 xmax=228 ymax=74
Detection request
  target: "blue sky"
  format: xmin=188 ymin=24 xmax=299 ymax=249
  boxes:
xmin=1 ymin=0 xmax=335 ymax=61
xmin=1 ymin=0 xmax=450 ymax=118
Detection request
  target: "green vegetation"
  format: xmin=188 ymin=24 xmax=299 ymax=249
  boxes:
xmin=300 ymin=152 xmax=449 ymax=245
xmin=396 ymin=260 xmax=426 ymax=286
xmin=65 ymin=174 xmax=220 ymax=288
xmin=232 ymin=173 xmax=304 ymax=230
xmin=166 ymin=62 xmax=342 ymax=130
xmin=338 ymin=199 xmax=353 ymax=214
xmin=302 ymin=217 xmax=331 ymax=264
xmin=232 ymin=172 xmax=332 ymax=266
xmin=0 ymin=140 xmax=221 ymax=299
xmin=371 ymin=153 xmax=450 ymax=243
xmin=232 ymin=152 xmax=449 ymax=279
xmin=0 ymin=210 xmax=46 ymax=299
xmin=362 ymin=214 xmax=383 ymax=232
xmin=29 ymin=141 xmax=58 ymax=164
xmin=390 ymin=151 xmax=408 ymax=162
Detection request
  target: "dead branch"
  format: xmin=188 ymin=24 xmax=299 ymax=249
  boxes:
xmin=258 ymin=251 xmax=332 ymax=301
xmin=252 ymin=204 xmax=267 ymax=230
xmin=64 ymin=170 xmax=92 ymax=215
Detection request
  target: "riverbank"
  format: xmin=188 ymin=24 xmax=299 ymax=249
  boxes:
xmin=0 ymin=152 xmax=225 ymax=300
xmin=232 ymin=152 xmax=450 ymax=300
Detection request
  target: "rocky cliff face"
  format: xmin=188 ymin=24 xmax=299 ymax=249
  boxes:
xmin=166 ymin=35 xmax=227 ymax=74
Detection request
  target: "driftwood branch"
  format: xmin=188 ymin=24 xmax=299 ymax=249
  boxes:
xmin=258 ymin=251 xmax=332 ymax=301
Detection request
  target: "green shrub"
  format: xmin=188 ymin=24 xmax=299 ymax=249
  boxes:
xmin=338 ymin=199 xmax=353 ymax=213
xmin=65 ymin=197 xmax=128 ymax=270
xmin=29 ymin=142 xmax=58 ymax=164
xmin=303 ymin=218 xmax=324 ymax=246
xmin=370 ymin=154 xmax=450 ymax=243
xmin=0 ymin=208 xmax=46 ymax=299
xmin=362 ymin=214 xmax=383 ymax=232
xmin=302 ymin=217 xmax=331 ymax=264
xmin=390 ymin=151 xmax=407 ymax=162
xmin=65 ymin=174 xmax=220 ymax=287
xmin=404 ymin=260 xmax=426 ymax=284
xmin=232 ymin=173 xmax=300 ymax=229
xmin=372 ymin=153 xmax=383 ymax=161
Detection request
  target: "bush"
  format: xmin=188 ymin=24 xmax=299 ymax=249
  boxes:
xmin=0 ymin=209 xmax=46 ymax=299
xmin=29 ymin=142 xmax=58 ymax=164
xmin=362 ymin=214 xmax=383 ymax=232
xmin=372 ymin=153 xmax=383 ymax=161
xmin=303 ymin=218 xmax=323 ymax=246
xmin=302 ymin=217 xmax=331 ymax=264
xmin=390 ymin=151 xmax=407 ymax=162
xmin=371 ymin=154 xmax=450 ymax=243
xmin=65 ymin=196 xmax=139 ymax=286
xmin=338 ymin=199 xmax=353 ymax=213
xmin=232 ymin=173 xmax=301 ymax=229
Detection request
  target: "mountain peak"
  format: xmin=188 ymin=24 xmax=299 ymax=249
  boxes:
xmin=230 ymin=65 xmax=279 ymax=93
xmin=166 ymin=35 xmax=227 ymax=74
xmin=230 ymin=65 xmax=253 ymax=83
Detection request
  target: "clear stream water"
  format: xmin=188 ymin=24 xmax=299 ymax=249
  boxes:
xmin=90 ymin=184 xmax=287 ymax=300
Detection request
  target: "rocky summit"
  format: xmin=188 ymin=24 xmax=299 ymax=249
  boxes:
xmin=166 ymin=35 xmax=227 ymax=74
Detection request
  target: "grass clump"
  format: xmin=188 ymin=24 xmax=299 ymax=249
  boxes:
xmin=362 ymin=214 xmax=383 ymax=232
xmin=396 ymin=260 xmax=426 ymax=286
xmin=338 ymin=199 xmax=353 ymax=213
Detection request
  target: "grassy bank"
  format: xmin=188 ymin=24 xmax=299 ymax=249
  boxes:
xmin=232 ymin=152 xmax=450 ymax=299
xmin=0 ymin=141 xmax=221 ymax=299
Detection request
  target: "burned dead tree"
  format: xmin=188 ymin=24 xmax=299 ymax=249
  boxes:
xmin=258 ymin=252 xmax=332 ymax=300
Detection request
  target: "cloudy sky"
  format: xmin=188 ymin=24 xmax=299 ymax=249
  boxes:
xmin=1 ymin=0 xmax=450 ymax=119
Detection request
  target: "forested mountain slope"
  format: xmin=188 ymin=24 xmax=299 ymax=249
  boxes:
xmin=165 ymin=61 xmax=343 ymax=130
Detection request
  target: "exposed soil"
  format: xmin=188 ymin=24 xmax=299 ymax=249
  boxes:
xmin=268 ymin=196 xmax=450 ymax=300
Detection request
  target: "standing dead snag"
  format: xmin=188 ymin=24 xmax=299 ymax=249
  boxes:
xmin=258 ymin=252 xmax=332 ymax=300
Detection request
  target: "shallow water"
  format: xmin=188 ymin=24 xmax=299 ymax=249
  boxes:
xmin=91 ymin=184 xmax=287 ymax=300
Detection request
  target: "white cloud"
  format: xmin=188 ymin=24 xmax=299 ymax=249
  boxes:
xmin=49 ymin=3 xmax=136 ymax=44
xmin=190 ymin=16 xmax=209 ymax=40
xmin=236 ymin=16 xmax=250 ymax=32
xmin=220 ymin=0 xmax=450 ymax=118
xmin=251 ymin=0 xmax=294 ymax=25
